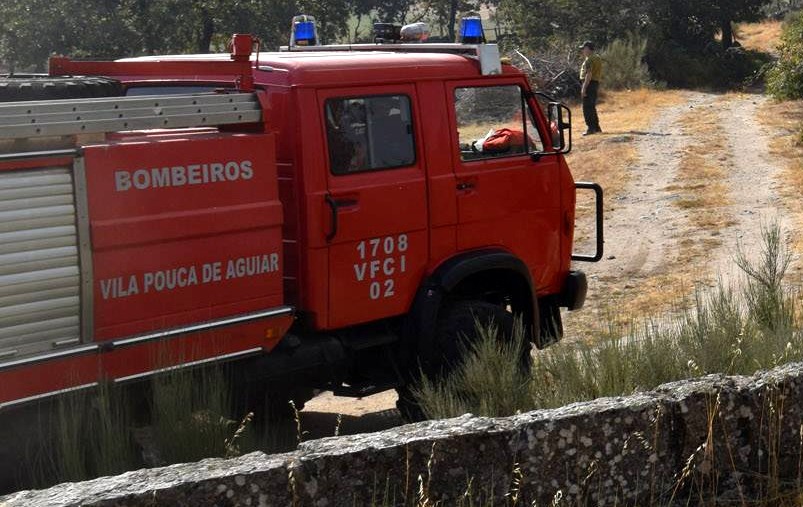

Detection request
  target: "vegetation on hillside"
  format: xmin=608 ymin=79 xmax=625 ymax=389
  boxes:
xmin=767 ymin=10 xmax=803 ymax=99
xmin=414 ymin=224 xmax=801 ymax=417
xmin=0 ymin=0 xmax=481 ymax=71
xmin=0 ymin=0 xmax=791 ymax=91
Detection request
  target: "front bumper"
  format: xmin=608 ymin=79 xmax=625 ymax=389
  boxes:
xmin=557 ymin=270 xmax=588 ymax=311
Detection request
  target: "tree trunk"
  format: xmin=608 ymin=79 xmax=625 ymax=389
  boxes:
xmin=197 ymin=9 xmax=215 ymax=53
xmin=721 ymin=18 xmax=734 ymax=48
xmin=447 ymin=0 xmax=459 ymax=41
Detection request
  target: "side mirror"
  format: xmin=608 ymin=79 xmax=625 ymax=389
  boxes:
xmin=548 ymin=102 xmax=572 ymax=154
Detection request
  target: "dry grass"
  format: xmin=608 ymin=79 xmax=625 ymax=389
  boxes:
xmin=569 ymin=89 xmax=687 ymax=199
xmin=758 ymin=99 xmax=803 ymax=254
xmin=568 ymin=88 xmax=686 ymax=253
xmin=737 ymin=19 xmax=784 ymax=54
xmin=668 ymin=104 xmax=734 ymax=232
xmin=595 ymin=100 xmax=739 ymax=326
xmin=567 ymin=89 xmax=696 ymax=328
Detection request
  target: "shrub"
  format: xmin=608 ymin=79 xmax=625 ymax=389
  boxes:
xmin=21 ymin=381 xmax=139 ymax=489
xmin=647 ymin=38 xmax=772 ymax=89
xmin=600 ymin=34 xmax=652 ymax=90
xmin=415 ymin=223 xmax=803 ymax=417
xmin=413 ymin=319 xmax=533 ymax=419
xmin=767 ymin=10 xmax=803 ymax=99
xmin=151 ymin=366 xmax=237 ymax=465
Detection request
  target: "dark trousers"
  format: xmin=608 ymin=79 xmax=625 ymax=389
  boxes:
xmin=582 ymin=80 xmax=601 ymax=132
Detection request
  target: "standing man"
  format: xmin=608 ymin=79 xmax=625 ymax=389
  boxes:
xmin=579 ymin=41 xmax=602 ymax=135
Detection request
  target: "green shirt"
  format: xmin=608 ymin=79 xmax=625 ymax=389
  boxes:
xmin=580 ymin=54 xmax=603 ymax=82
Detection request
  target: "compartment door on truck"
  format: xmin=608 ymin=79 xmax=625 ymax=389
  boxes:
xmin=319 ymin=85 xmax=428 ymax=328
xmin=446 ymin=80 xmax=563 ymax=291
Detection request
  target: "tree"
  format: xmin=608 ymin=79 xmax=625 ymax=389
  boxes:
xmin=497 ymin=0 xmax=655 ymax=50
xmin=711 ymin=0 xmax=768 ymax=48
xmin=0 ymin=0 xmax=329 ymax=70
xmin=0 ymin=0 xmax=135 ymax=71
xmin=767 ymin=9 xmax=803 ymax=99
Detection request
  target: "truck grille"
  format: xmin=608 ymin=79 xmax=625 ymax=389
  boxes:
xmin=0 ymin=167 xmax=81 ymax=358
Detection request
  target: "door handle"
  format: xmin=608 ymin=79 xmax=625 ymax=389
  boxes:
xmin=332 ymin=197 xmax=359 ymax=208
xmin=456 ymin=181 xmax=475 ymax=191
xmin=325 ymin=194 xmax=359 ymax=242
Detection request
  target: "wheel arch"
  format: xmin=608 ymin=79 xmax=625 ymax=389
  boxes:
xmin=403 ymin=249 xmax=541 ymax=371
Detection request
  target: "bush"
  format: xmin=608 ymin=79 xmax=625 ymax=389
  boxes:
xmin=415 ymin=223 xmax=803 ymax=417
xmin=767 ymin=10 xmax=803 ymax=99
xmin=413 ymin=319 xmax=533 ymax=419
xmin=600 ymin=34 xmax=652 ymax=90
xmin=151 ymin=366 xmax=238 ymax=465
xmin=647 ymin=38 xmax=772 ymax=89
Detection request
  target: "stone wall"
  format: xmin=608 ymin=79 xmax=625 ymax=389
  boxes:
xmin=4 ymin=362 xmax=803 ymax=506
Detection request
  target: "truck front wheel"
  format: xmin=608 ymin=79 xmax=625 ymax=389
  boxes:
xmin=396 ymin=300 xmax=531 ymax=421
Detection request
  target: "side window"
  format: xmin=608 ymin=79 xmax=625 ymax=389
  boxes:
xmin=454 ymin=85 xmax=543 ymax=161
xmin=325 ymin=95 xmax=416 ymax=175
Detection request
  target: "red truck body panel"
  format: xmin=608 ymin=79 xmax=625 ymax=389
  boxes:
xmin=0 ymin=43 xmax=585 ymax=407
xmin=244 ymin=52 xmax=574 ymax=329
xmin=85 ymin=133 xmax=283 ymax=338
xmin=0 ymin=132 xmax=292 ymax=406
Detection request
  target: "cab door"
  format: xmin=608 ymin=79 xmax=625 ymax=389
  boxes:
xmin=446 ymin=80 xmax=563 ymax=292
xmin=318 ymin=85 xmax=428 ymax=329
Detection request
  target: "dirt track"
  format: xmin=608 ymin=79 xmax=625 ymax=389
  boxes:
xmin=302 ymin=91 xmax=796 ymax=438
xmin=565 ymin=91 xmax=796 ymax=337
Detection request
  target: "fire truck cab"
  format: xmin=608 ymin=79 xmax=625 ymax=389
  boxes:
xmin=0 ymin=30 xmax=602 ymax=428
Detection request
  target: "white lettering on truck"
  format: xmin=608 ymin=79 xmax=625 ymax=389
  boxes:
xmin=98 ymin=252 xmax=279 ymax=300
xmin=354 ymin=234 xmax=408 ymax=300
xmin=114 ymin=160 xmax=253 ymax=191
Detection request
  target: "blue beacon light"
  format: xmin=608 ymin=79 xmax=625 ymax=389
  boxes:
xmin=459 ymin=16 xmax=485 ymax=44
xmin=291 ymin=15 xmax=318 ymax=47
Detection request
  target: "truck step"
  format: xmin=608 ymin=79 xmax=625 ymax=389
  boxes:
xmin=342 ymin=331 xmax=397 ymax=351
xmin=331 ymin=382 xmax=396 ymax=398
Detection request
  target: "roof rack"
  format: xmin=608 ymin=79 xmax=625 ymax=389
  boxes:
xmin=49 ymin=34 xmax=258 ymax=91
xmin=279 ymin=43 xmax=502 ymax=76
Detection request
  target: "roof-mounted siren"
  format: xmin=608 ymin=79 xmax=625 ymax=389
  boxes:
xmin=458 ymin=13 xmax=486 ymax=44
xmin=400 ymin=22 xmax=430 ymax=43
xmin=290 ymin=15 xmax=319 ymax=47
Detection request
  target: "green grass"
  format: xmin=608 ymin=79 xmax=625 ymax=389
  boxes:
xmin=150 ymin=365 xmax=236 ymax=465
xmin=415 ymin=224 xmax=802 ymax=419
xmin=408 ymin=223 xmax=803 ymax=505
xmin=11 ymin=224 xmax=803 ymax=506
xmin=18 ymin=364 xmax=265 ymax=490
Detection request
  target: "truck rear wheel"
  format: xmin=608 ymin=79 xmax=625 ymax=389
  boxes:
xmin=396 ymin=300 xmax=531 ymax=421
xmin=0 ymin=75 xmax=123 ymax=102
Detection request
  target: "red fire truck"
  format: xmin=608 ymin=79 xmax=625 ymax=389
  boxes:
xmin=0 ymin=21 xmax=602 ymax=431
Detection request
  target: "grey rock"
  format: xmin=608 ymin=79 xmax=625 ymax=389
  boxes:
xmin=6 ymin=363 xmax=803 ymax=506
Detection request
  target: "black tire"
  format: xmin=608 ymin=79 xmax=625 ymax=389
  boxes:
xmin=433 ymin=300 xmax=516 ymax=377
xmin=396 ymin=300 xmax=531 ymax=421
xmin=0 ymin=75 xmax=123 ymax=102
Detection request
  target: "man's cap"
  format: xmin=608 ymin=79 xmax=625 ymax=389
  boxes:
xmin=579 ymin=41 xmax=595 ymax=50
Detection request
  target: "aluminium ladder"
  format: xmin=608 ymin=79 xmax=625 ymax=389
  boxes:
xmin=0 ymin=92 xmax=262 ymax=140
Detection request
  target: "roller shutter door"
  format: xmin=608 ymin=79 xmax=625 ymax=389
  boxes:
xmin=0 ymin=167 xmax=81 ymax=358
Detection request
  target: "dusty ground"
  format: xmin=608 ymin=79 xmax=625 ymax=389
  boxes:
xmin=302 ymin=90 xmax=801 ymax=439
xmin=566 ymin=91 xmax=798 ymax=339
